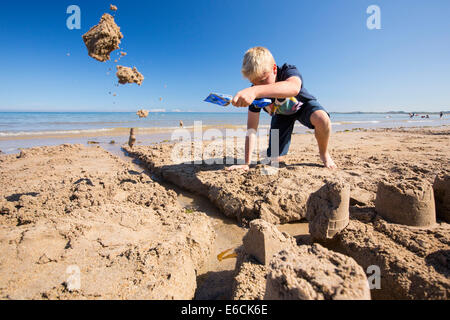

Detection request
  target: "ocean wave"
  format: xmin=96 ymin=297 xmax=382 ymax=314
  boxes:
xmin=340 ymin=121 xmax=381 ymax=124
xmin=0 ymin=124 xmax=254 ymax=138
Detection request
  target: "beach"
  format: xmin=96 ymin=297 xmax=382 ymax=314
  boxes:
xmin=0 ymin=124 xmax=449 ymax=299
xmin=1 ymin=111 xmax=448 ymax=155
xmin=1 ymin=0 xmax=449 ymax=305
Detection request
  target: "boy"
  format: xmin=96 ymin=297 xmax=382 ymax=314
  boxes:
xmin=227 ymin=47 xmax=336 ymax=171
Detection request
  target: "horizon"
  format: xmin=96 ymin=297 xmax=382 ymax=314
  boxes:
xmin=0 ymin=0 xmax=449 ymax=113
xmin=0 ymin=110 xmax=448 ymax=114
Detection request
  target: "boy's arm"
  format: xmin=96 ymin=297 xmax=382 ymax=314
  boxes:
xmin=226 ymin=110 xmax=260 ymax=171
xmin=232 ymin=77 xmax=301 ymax=107
xmin=245 ymin=110 xmax=260 ymax=164
xmin=254 ymin=76 xmax=301 ymax=99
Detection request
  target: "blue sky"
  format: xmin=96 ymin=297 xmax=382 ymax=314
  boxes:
xmin=0 ymin=0 xmax=449 ymax=112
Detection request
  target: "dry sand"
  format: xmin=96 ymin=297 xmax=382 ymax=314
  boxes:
xmin=0 ymin=127 xmax=449 ymax=299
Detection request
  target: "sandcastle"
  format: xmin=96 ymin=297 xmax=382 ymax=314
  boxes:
xmin=306 ymin=179 xmax=350 ymax=240
xmin=375 ymin=180 xmax=436 ymax=227
xmin=82 ymin=13 xmax=123 ymax=62
xmin=433 ymin=173 xmax=450 ymax=223
xmin=242 ymin=219 xmax=297 ymax=265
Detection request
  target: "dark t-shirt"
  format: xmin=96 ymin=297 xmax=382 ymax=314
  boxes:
xmin=249 ymin=63 xmax=316 ymax=115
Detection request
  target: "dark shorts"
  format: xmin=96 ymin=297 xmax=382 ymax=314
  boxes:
xmin=267 ymin=100 xmax=329 ymax=157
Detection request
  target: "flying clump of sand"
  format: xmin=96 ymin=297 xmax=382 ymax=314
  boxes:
xmin=82 ymin=7 xmax=145 ymax=87
xmin=136 ymin=109 xmax=149 ymax=118
xmin=116 ymin=66 xmax=144 ymax=86
xmin=82 ymin=6 xmax=147 ymax=119
xmin=82 ymin=13 xmax=123 ymax=62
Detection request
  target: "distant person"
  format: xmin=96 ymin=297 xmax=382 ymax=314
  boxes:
xmin=409 ymin=113 xmax=413 ymax=118
xmin=426 ymin=114 xmax=430 ymax=119
xmin=226 ymin=46 xmax=336 ymax=170
xmin=440 ymin=112 xmax=444 ymax=119
xmin=179 ymin=120 xmax=183 ymax=128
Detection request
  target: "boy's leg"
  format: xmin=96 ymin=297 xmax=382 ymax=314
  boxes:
xmin=297 ymin=101 xmax=337 ymax=169
xmin=310 ymin=110 xmax=336 ymax=169
xmin=267 ymin=114 xmax=296 ymax=161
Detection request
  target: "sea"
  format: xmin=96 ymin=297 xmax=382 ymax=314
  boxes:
xmin=0 ymin=112 xmax=448 ymax=155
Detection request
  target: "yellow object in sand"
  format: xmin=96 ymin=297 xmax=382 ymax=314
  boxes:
xmin=217 ymin=248 xmax=237 ymax=261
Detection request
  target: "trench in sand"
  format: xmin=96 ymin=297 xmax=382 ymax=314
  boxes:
xmin=105 ymin=145 xmax=309 ymax=300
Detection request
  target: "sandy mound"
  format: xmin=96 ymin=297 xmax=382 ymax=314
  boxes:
xmin=0 ymin=144 xmax=215 ymax=299
xmin=116 ymin=66 xmax=144 ymax=86
xmin=328 ymin=216 xmax=450 ymax=299
xmin=82 ymin=14 xmax=123 ymax=62
xmin=266 ymin=244 xmax=370 ymax=300
xmin=126 ymin=128 xmax=449 ymax=226
xmin=124 ymin=141 xmax=348 ymax=226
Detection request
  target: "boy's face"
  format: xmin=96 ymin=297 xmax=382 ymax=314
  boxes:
xmin=250 ymin=64 xmax=277 ymax=86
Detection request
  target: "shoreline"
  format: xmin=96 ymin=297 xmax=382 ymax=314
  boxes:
xmin=0 ymin=123 xmax=449 ymax=156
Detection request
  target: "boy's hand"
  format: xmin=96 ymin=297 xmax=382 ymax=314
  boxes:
xmin=232 ymin=87 xmax=257 ymax=107
xmin=226 ymin=164 xmax=249 ymax=172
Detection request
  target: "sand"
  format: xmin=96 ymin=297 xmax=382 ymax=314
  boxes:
xmin=0 ymin=127 xmax=449 ymax=300
xmin=0 ymin=144 xmax=215 ymax=299
xmin=116 ymin=66 xmax=144 ymax=86
xmin=136 ymin=110 xmax=149 ymax=118
xmin=128 ymin=128 xmax=136 ymax=148
xmin=82 ymin=14 xmax=123 ymax=62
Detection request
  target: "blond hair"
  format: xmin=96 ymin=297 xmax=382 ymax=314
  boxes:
xmin=241 ymin=47 xmax=276 ymax=81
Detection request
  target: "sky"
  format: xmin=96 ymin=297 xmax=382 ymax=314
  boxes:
xmin=0 ymin=0 xmax=449 ymax=113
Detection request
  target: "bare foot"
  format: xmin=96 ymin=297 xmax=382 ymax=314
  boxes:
xmin=320 ymin=153 xmax=337 ymax=169
xmin=226 ymin=164 xmax=249 ymax=172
